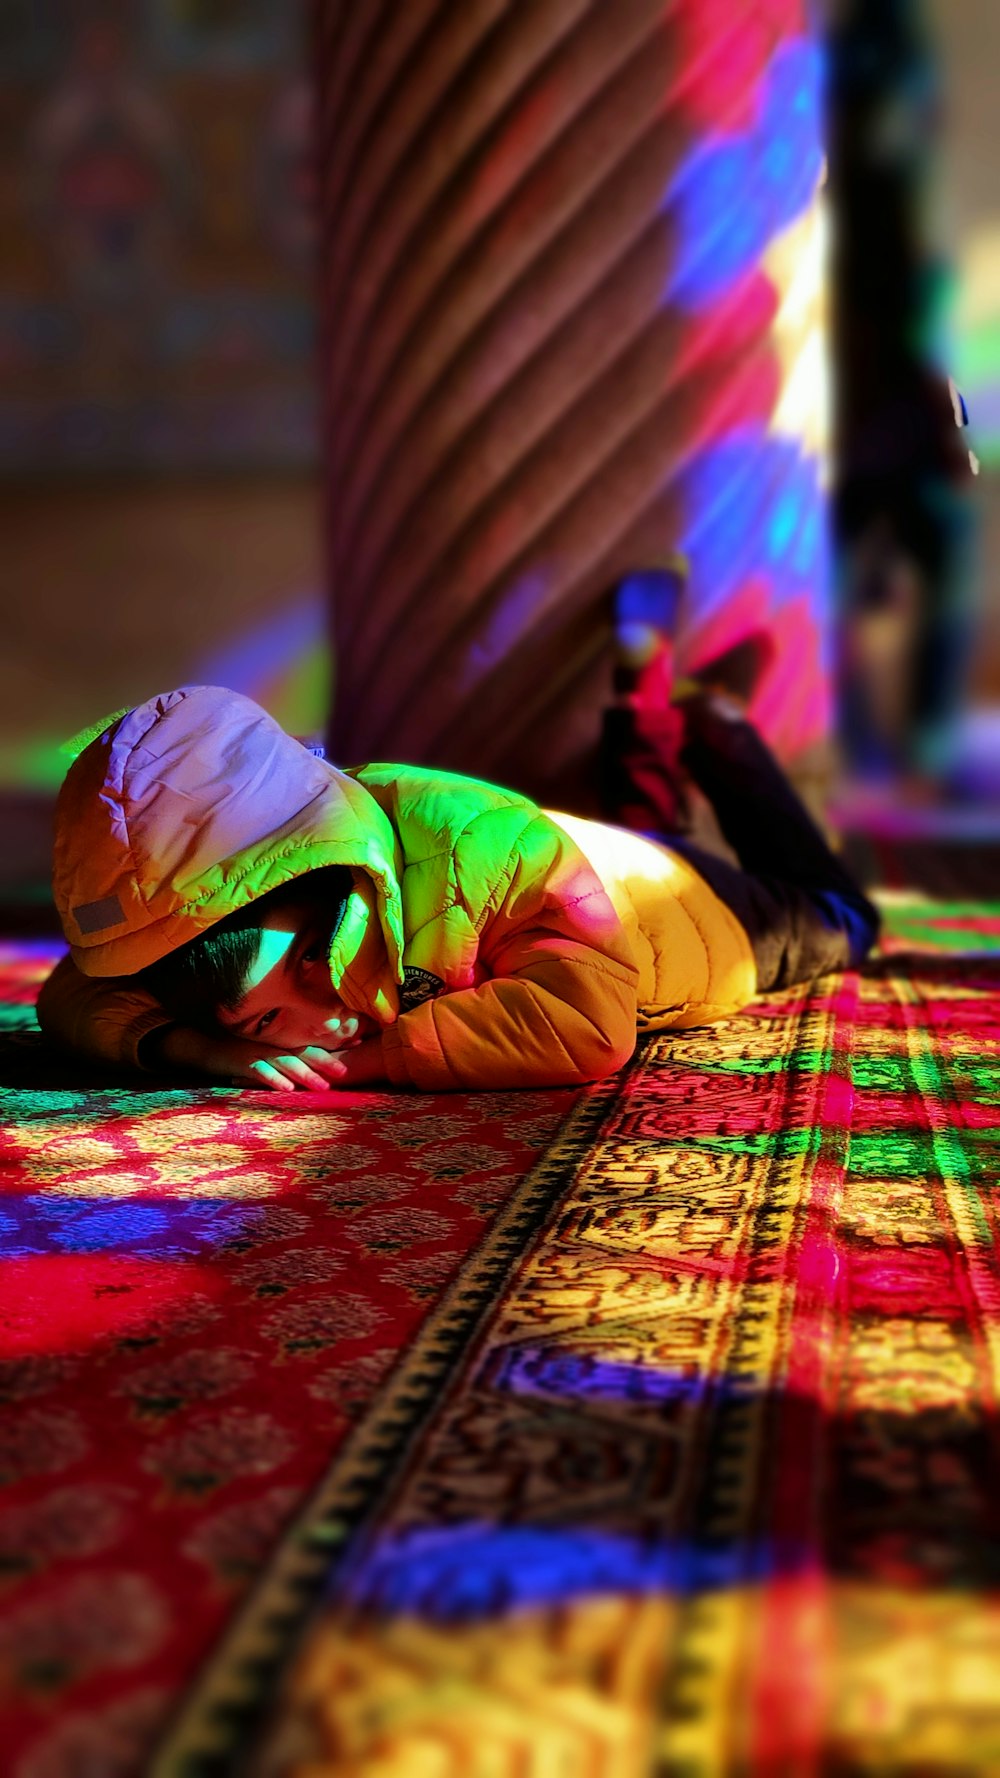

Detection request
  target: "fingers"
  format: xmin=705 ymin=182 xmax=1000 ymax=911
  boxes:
xmin=298 ymin=1046 xmax=350 ymax=1083
xmin=242 ymin=1055 xmax=328 ymax=1092
xmin=241 ymin=1047 xmax=350 ymax=1092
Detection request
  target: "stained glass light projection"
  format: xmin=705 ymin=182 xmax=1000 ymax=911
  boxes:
xmin=316 ymin=0 xmax=831 ymax=806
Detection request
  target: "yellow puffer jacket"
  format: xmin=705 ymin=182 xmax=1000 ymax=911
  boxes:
xmin=37 ymin=686 xmax=756 ymax=1089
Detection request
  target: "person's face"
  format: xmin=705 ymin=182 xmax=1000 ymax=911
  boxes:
xmin=216 ymin=888 xmax=390 ymax=1051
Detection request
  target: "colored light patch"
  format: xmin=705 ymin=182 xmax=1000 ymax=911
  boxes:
xmin=706 ymin=1049 xmax=833 ymax=1076
xmin=658 ymin=38 xmax=831 ymax=758
xmin=0 ymin=735 xmax=76 ymax=793
xmin=952 ymin=324 xmax=1000 ymax=394
xmin=853 ymin=1091 xmax=1000 ymax=1134
xmin=679 ymin=432 xmax=825 ymax=617
xmin=886 ymin=923 xmax=1000 ymax=954
xmin=846 ymin=1133 xmax=961 ymax=1181
xmin=954 ymin=240 xmax=1000 ymax=462
xmin=458 ymin=570 xmax=550 ymax=690
xmin=342 ymin=1520 xmax=790 ymax=1620
xmin=1 ymin=1194 xmax=260 ymax=1257
xmin=768 ymin=214 xmax=830 ymax=464
xmin=495 ymin=1348 xmax=710 ymax=1406
xmin=878 ymin=898 xmax=1000 ymax=955
xmin=0 ymin=601 xmax=331 ymax=794
xmin=652 ymin=1127 xmax=819 ymax=1159
xmin=849 ymin=1056 xmax=926 ymax=1092
xmin=667 ymin=39 xmax=823 ymax=311
xmin=948 ymin=382 xmax=1000 ymax=465
xmin=674 ymin=2 xmax=771 ymax=132
xmin=672 ymin=439 xmax=829 ymax=757
xmin=0 ymin=1255 xmax=226 ymax=1357
xmin=194 ymin=591 xmax=331 ymax=741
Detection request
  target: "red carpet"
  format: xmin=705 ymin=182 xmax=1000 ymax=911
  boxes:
xmin=4 ymin=901 xmax=1000 ymax=1773
xmin=172 ymin=903 xmax=1000 ymax=1776
xmin=0 ymin=939 xmax=575 ymax=1778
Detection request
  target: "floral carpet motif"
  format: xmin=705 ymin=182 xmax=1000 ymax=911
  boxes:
xmin=0 ymin=941 xmax=575 ymax=1778
xmin=148 ymin=900 xmax=1000 ymax=1777
xmin=6 ymin=904 xmax=1000 ymax=1776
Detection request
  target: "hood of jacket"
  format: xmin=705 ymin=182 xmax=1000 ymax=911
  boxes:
xmin=53 ymin=685 xmax=406 ymax=990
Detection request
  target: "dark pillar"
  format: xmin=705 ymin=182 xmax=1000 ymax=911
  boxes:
xmin=317 ymin=0 xmax=831 ymax=806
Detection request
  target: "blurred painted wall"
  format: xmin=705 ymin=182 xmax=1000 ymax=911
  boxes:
xmin=0 ymin=5 xmax=316 ymax=471
xmin=3 ymin=1 xmax=998 ymax=899
xmin=0 ymin=4 xmax=328 ymax=892
xmin=318 ymin=0 xmax=833 ymax=812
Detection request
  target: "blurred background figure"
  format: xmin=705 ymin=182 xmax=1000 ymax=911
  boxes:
xmin=829 ymin=0 xmax=988 ymax=802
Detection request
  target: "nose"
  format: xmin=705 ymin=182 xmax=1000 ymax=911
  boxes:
xmin=320 ymin=1009 xmax=359 ymax=1040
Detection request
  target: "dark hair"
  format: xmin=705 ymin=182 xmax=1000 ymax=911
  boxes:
xmin=139 ymin=865 xmax=353 ymax=1030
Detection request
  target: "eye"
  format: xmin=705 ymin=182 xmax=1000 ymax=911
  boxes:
xmin=254 ymin=1009 xmax=278 ymax=1036
xmin=301 ymin=923 xmax=332 ymax=966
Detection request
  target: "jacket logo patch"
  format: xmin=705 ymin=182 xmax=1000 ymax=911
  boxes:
xmin=73 ymin=895 xmax=126 ymax=934
xmin=400 ymin=966 xmax=444 ymax=1012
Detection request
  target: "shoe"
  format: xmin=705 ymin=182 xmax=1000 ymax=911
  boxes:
xmin=673 ymin=630 xmax=773 ymax=714
xmin=611 ymin=556 xmax=688 ymax=706
xmin=603 ymin=556 xmax=693 ymax=831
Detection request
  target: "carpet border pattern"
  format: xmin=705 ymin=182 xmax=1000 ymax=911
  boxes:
xmin=151 ymin=1073 xmax=623 ymax=1775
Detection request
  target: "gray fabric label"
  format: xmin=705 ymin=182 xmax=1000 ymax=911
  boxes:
xmin=73 ymin=895 xmax=126 ymax=934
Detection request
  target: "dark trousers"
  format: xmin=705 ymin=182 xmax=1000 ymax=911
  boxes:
xmin=602 ymin=699 xmax=880 ymax=992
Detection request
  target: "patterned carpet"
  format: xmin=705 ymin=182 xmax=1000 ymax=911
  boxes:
xmin=4 ymin=902 xmax=1000 ymax=1775
xmin=0 ymin=941 xmax=575 ymax=1778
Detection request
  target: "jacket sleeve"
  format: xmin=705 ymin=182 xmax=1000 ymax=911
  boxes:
xmin=379 ymin=812 xmax=639 ymax=1090
xmin=36 ymin=951 xmax=174 ymax=1071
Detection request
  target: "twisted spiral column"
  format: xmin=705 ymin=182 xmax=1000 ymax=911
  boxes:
xmin=316 ymin=0 xmax=830 ymax=806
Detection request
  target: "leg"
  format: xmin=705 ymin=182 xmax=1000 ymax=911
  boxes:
xmin=676 ymin=695 xmax=880 ymax=989
xmin=599 ymin=703 xmax=692 ymax=835
xmin=601 ymin=571 xmax=879 ymax=991
xmin=671 ymin=832 xmax=877 ymax=990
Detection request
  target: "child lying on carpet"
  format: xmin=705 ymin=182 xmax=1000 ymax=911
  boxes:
xmin=37 ymin=670 xmax=878 ymax=1092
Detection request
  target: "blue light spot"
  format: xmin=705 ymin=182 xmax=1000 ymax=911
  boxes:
xmin=49 ymin=1204 xmax=172 ymax=1251
xmin=195 ymin=592 xmax=325 ymax=700
xmin=666 ymin=38 xmax=824 ymax=313
xmin=768 ymin=486 xmax=801 ymax=562
xmin=671 ymin=140 xmax=763 ymax=306
xmin=4 ymin=1195 xmax=261 ymax=1259
xmin=679 ymin=431 xmax=826 ymax=619
xmin=343 ymin=1518 xmax=805 ymax=1621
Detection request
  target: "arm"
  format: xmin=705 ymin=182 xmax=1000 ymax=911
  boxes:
xmin=141 ymin=1022 xmax=384 ymax=1091
xmin=36 ymin=950 xmax=175 ymax=1069
xmin=378 ymin=813 xmax=639 ymax=1090
xmin=37 ymin=951 xmax=371 ymax=1091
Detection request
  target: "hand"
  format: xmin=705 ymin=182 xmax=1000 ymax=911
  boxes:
xmin=147 ymin=1024 xmax=386 ymax=1092
xmin=238 ymin=1037 xmax=388 ymax=1091
xmin=297 ymin=1036 xmax=388 ymax=1089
